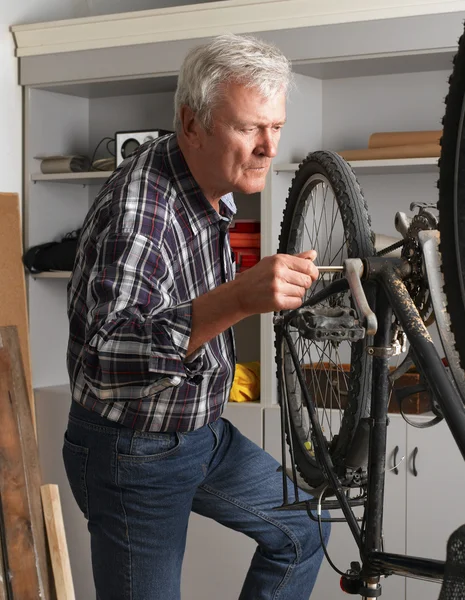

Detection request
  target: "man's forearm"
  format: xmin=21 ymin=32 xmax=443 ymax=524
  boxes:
xmin=186 ymin=279 xmax=250 ymax=356
xmin=185 ymin=251 xmax=319 ymax=357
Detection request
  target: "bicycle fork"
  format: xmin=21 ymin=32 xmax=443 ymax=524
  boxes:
xmin=336 ymin=268 xmax=392 ymax=599
xmin=343 ymin=257 xmax=456 ymax=594
xmin=359 ymin=287 xmax=393 ymax=598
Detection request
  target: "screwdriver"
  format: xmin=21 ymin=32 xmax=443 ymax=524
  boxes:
xmin=317 ymin=266 xmax=344 ymax=272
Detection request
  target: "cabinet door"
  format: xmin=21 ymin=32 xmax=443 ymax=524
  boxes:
xmin=405 ymin=420 xmax=465 ymax=600
xmin=264 ymin=407 xmax=407 ymax=600
xmin=35 ymin=387 xmax=94 ymax=600
xmin=36 ymin=389 xmax=264 ymax=600
xmin=264 ymin=406 xmax=358 ymax=600
xmin=381 ymin=415 xmax=407 ymax=600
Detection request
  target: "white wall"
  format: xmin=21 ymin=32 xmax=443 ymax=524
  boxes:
xmin=0 ymin=23 xmax=22 ymax=195
xmin=322 ymin=69 xmax=449 ymax=236
xmin=0 ymin=0 xmax=216 ymax=198
xmin=0 ymin=1 xmax=90 ymax=195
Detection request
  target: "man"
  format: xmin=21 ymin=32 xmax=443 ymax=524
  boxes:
xmin=65 ymin=33 xmax=329 ymax=600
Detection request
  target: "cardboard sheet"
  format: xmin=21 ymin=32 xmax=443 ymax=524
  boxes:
xmin=368 ymin=130 xmax=442 ymax=148
xmin=337 ymin=143 xmax=440 ymax=161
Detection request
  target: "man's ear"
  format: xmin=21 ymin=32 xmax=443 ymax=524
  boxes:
xmin=180 ymin=105 xmax=202 ymax=149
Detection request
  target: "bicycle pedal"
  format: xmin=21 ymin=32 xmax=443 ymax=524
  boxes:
xmin=292 ymin=306 xmax=366 ymax=341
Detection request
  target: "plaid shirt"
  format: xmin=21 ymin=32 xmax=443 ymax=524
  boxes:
xmin=67 ymin=134 xmax=237 ymax=432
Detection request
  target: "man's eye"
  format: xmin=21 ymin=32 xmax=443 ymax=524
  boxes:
xmin=241 ymin=128 xmax=255 ymax=133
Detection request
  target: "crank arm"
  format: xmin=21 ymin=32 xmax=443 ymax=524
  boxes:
xmin=344 ymin=259 xmax=378 ymax=336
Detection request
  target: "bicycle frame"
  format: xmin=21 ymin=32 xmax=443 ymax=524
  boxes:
xmin=277 ymin=252 xmax=465 ymax=594
xmin=361 ymin=256 xmax=465 ymax=582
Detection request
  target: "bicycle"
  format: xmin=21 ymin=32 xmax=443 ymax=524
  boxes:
xmin=273 ymin=24 xmax=465 ymax=600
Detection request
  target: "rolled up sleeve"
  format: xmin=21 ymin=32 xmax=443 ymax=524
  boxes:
xmin=83 ymin=230 xmax=202 ymax=401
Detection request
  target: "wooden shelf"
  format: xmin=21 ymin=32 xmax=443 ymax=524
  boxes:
xmin=30 ymin=271 xmax=72 ymax=279
xmin=274 ymin=157 xmax=439 ymax=175
xmin=31 ymin=171 xmax=113 ymax=184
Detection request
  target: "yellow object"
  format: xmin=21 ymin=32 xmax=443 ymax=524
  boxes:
xmin=229 ymin=361 xmax=260 ymax=402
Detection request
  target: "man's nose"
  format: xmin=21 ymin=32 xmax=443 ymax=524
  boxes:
xmin=256 ymin=130 xmax=278 ymax=158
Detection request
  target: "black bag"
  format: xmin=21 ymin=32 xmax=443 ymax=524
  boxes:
xmin=23 ymin=229 xmax=81 ymax=274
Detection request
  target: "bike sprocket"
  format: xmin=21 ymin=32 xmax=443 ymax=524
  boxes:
xmin=401 ymin=206 xmax=438 ymax=324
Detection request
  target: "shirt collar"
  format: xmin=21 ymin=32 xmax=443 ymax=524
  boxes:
xmin=165 ymin=135 xmax=237 ymax=237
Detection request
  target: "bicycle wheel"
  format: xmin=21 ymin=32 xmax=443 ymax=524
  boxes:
xmin=439 ymin=25 xmax=465 ymax=379
xmin=276 ymin=150 xmax=375 ymax=488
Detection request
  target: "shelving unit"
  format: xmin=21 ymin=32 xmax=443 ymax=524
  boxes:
xmin=31 ymin=171 xmax=112 ymax=184
xmin=29 ymin=271 xmax=72 ymax=279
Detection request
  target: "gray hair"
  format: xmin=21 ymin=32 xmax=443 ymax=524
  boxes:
xmin=173 ymin=33 xmax=292 ymax=133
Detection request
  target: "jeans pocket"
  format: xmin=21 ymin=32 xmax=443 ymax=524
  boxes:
xmin=207 ymin=419 xmax=223 ymax=452
xmin=62 ymin=432 xmax=90 ymax=519
xmin=117 ymin=431 xmax=183 ymax=462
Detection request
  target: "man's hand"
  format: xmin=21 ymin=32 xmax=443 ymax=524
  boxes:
xmin=232 ymin=249 xmax=318 ymax=315
xmin=187 ymin=250 xmax=318 ymax=356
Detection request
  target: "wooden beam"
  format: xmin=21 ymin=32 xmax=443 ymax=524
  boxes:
xmin=0 ymin=507 xmax=10 ymax=600
xmin=41 ymin=485 xmax=75 ymax=600
xmin=0 ymin=326 xmax=54 ymax=598
xmin=0 ymin=194 xmax=34 ymax=427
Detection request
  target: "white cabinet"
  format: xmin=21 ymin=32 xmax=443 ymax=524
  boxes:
xmin=405 ymin=420 xmax=465 ymax=600
xmin=181 ymin=403 xmax=262 ymax=600
xmin=264 ymin=407 xmax=407 ymax=600
xmin=34 ymin=386 xmax=262 ymax=600
xmin=34 ymin=386 xmax=95 ymax=600
xmin=264 ymin=407 xmax=465 ymax=600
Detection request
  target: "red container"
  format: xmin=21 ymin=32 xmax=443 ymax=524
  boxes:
xmin=230 ymin=232 xmax=260 ymax=248
xmin=229 ymin=219 xmax=260 ymax=234
xmin=233 ymin=247 xmax=260 ymax=272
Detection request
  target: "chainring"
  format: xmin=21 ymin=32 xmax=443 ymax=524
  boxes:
xmin=401 ymin=208 xmax=438 ymax=323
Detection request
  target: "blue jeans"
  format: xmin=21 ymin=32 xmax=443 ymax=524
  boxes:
xmin=63 ymin=402 xmax=330 ymax=600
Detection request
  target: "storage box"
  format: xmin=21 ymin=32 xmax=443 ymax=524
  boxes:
xmin=233 ymin=247 xmax=260 ymax=272
xmin=229 ymin=219 xmax=260 ymax=234
xmin=230 ymin=232 xmax=260 ymax=248
xmin=230 ymin=220 xmax=261 ymax=272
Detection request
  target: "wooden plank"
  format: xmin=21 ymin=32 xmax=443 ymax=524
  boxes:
xmin=0 ymin=508 xmax=10 ymax=600
xmin=41 ymin=485 xmax=75 ymax=600
xmin=0 ymin=326 xmax=54 ymax=599
xmin=0 ymin=194 xmax=34 ymax=423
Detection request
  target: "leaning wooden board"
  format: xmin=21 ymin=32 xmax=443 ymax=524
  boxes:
xmin=0 ymin=194 xmax=34 ymax=419
xmin=0 ymin=327 xmax=54 ymax=599
xmin=41 ymin=484 xmax=75 ymax=600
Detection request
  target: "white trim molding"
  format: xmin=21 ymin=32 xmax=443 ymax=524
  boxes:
xmin=11 ymin=0 xmax=465 ymax=57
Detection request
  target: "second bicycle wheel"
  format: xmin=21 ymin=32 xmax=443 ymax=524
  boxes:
xmin=438 ymin=23 xmax=465 ymax=398
xmin=276 ymin=150 xmax=375 ymax=488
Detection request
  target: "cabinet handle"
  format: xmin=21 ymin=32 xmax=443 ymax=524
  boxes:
xmin=411 ymin=446 xmax=419 ymax=477
xmin=389 ymin=445 xmax=405 ymax=475
xmin=393 ymin=445 xmax=399 ymax=475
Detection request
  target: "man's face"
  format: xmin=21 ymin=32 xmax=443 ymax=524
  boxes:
xmin=195 ymin=81 xmax=286 ymax=197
